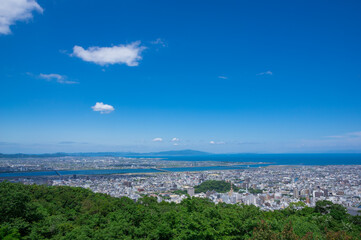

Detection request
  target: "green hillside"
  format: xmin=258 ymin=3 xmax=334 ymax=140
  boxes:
xmin=195 ymin=180 xmax=239 ymax=193
xmin=0 ymin=181 xmax=360 ymax=239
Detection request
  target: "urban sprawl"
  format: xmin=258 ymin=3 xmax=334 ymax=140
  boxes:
xmin=1 ymin=157 xmax=360 ymax=215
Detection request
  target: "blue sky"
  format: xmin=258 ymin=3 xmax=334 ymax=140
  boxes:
xmin=1 ymin=0 xmax=361 ymax=153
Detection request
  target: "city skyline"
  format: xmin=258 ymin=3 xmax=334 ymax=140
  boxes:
xmin=1 ymin=0 xmax=361 ymax=153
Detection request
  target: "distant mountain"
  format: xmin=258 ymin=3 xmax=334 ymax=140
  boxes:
xmin=0 ymin=150 xmax=211 ymax=158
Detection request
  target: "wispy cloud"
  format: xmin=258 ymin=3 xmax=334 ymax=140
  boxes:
xmin=91 ymin=102 xmax=115 ymax=114
xmin=58 ymin=141 xmax=77 ymax=145
xmin=171 ymin=137 xmax=180 ymax=142
xmin=72 ymin=41 xmax=146 ymax=66
xmin=0 ymin=141 xmax=18 ymax=146
xmin=325 ymin=131 xmax=361 ymax=139
xmin=293 ymin=131 xmax=361 ymax=153
xmin=257 ymin=71 xmax=273 ymax=76
xmin=58 ymin=141 xmax=88 ymax=145
xmin=39 ymin=73 xmax=78 ymax=84
xmin=210 ymin=141 xmax=225 ymax=145
xmin=325 ymin=135 xmax=344 ymax=139
xmin=0 ymin=0 xmax=43 ymax=35
xmin=152 ymin=138 xmax=163 ymax=142
xmin=218 ymin=76 xmax=228 ymax=79
xmin=151 ymin=38 xmax=167 ymax=47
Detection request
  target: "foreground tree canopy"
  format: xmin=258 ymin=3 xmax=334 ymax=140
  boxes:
xmin=0 ymin=181 xmax=360 ymax=239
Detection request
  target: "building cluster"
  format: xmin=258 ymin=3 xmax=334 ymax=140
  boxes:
xmin=0 ymin=156 xmax=244 ymax=172
xmin=2 ymin=163 xmax=360 ymax=213
xmin=45 ymin=165 xmax=361 ymax=212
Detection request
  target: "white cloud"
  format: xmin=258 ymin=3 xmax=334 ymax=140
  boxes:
xmin=171 ymin=137 xmax=179 ymax=142
xmin=218 ymin=76 xmax=228 ymax=79
xmin=39 ymin=73 xmax=78 ymax=84
xmin=210 ymin=140 xmax=225 ymax=145
xmin=257 ymin=71 xmax=273 ymax=76
xmin=173 ymin=143 xmax=179 ymax=146
xmin=152 ymin=138 xmax=163 ymax=142
xmin=210 ymin=141 xmax=215 ymax=144
xmin=72 ymin=41 xmax=146 ymax=66
xmin=0 ymin=0 xmax=43 ymax=35
xmin=91 ymin=102 xmax=114 ymax=114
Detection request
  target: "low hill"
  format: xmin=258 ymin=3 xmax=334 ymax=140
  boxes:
xmin=195 ymin=180 xmax=239 ymax=193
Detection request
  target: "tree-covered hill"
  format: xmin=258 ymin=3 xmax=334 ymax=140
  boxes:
xmin=0 ymin=181 xmax=360 ymax=239
xmin=194 ymin=180 xmax=239 ymax=193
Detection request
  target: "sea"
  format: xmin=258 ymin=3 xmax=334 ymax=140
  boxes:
xmin=159 ymin=153 xmax=361 ymax=165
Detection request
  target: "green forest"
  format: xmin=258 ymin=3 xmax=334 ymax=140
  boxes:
xmin=0 ymin=181 xmax=360 ymax=240
xmin=194 ymin=180 xmax=239 ymax=193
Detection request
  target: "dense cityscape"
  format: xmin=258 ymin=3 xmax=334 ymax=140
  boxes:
xmin=2 ymin=157 xmax=360 ymax=215
xmin=0 ymin=156 xmax=256 ymax=172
